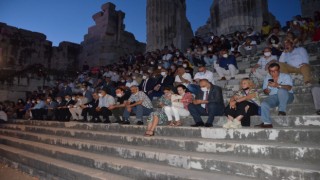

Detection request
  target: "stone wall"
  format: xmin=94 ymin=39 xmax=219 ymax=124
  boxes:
xmin=301 ymin=0 xmax=320 ymax=18
xmin=196 ymin=0 xmax=276 ymax=36
xmin=146 ymin=0 xmax=194 ymax=51
xmin=79 ymin=2 xmax=145 ymax=67
xmin=0 ymin=22 xmax=81 ymax=70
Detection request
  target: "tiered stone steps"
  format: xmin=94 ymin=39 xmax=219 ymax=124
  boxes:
xmin=0 ymin=40 xmax=319 ymax=180
xmin=0 ymin=119 xmax=319 ymax=180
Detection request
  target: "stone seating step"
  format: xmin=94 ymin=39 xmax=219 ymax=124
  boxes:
xmin=0 ymin=128 xmax=319 ymax=180
xmin=0 ymin=144 xmax=132 ymax=180
xmin=0 ymin=140 xmax=251 ymax=180
xmin=1 ymin=131 xmax=319 ymax=164
xmin=2 ymin=121 xmax=320 ymax=144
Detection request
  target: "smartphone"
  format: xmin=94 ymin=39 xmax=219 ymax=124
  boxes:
xmin=268 ymin=79 xmax=274 ymax=82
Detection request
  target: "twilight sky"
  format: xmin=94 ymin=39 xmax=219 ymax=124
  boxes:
xmin=0 ymin=0 xmax=301 ymax=46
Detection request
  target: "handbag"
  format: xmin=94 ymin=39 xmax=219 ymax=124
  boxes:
xmin=171 ymin=94 xmax=184 ymax=108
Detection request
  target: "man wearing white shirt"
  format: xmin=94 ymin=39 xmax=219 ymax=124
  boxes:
xmin=251 ymin=47 xmax=278 ymax=80
xmin=194 ymin=65 xmax=215 ymax=85
xmin=174 ymin=67 xmax=200 ymax=94
xmin=162 ymin=49 xmax=173 ymax=69
xmin=125 ymin=76 xmax=139 ymax=88
xmin=92 ymin=88 xmax=115 ymax=123
xmin=279 ymin=39 xmax=312 ymax=85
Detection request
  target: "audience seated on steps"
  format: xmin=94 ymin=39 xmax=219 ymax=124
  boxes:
xmin=223 ymin=78 xmax=261 ymax=129
xmin=164 ymin=85 xmax=193 ymax=127
xmin=279 ymin=39 xmax=313 ymax=86
xmin=215 ymin=49 xmax=239 ymax=81
xmin=189 ymin=79 xmax=225 ymax=127
xmin=251 ymin=47 xmax=278 ymax=80
xmin=139 ymin=72 xmax=156 ymax=100
xmin=81 ymin=92 xmax=99 ymax=122
xmin=69 ymin=93 xmax=88 ymax=121
xmin=239 ymin=37 xmax=258 ymax=57
xmin=91 ymin=88 xmax=115 ymax=123
xmin=148 ymin=68 xmax=175 ymax=100
xmin=5 ymin=12 xmax=320 ymax=125
xmin=55 ymin=95 xmax=75 ymax=122
xmin=30 ymin=97 xmax=46 ymax=120
xmin=256 ymin=63 xmax=294 ymax=128
xmin=44 ymin=96 xmax=58 ymax=120
xmin=108 ymin=87 xmax=130 ymax=124
xmin=144 ymin=87 xmax=173 ymax=136
xmin=122 ymin=86 xmax=153 ymax=125
xmin=267 ymin=27 xmax=285 ymax=57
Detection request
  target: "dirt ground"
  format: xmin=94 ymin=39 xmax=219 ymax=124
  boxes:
xmin=0 ymin=163 xmax=38 ymax=180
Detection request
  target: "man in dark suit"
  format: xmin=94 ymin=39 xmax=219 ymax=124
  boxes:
xmin=55 ymin=95 xmax=75 ymax=121
xmin=54 ymin=96 xmax=66 ymax=121
xmin=149 ymin=68 xmax=174 ymax=99
xmin=81 ymin=92 xmax=99 ymax=122
xmin=138 ymin=72 xmax=156 ymax=99
xmin=82 ymin=83 xmax=93 ymax=102
xmin=188 ymin=79 xmax=225 ymax=127
xmin=57 ymin=81 xmax=72 ymax=97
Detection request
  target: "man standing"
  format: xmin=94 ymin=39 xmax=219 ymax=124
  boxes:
xmin=188 ymin=79 xmax=225 ymax=127
xmin=256 ymin=63 xmax=294 ymax=128
xmin=122 ymin=86 xmax=153 ymax=125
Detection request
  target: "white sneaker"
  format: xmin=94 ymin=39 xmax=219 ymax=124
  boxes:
xmin=223 ymin=120 xmax=233 ymax=129
xmin=230 ymin=120 xmax=242 ymax=128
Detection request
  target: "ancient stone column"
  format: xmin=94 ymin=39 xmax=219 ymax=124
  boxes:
xmin=79 ymin=2 xmax=145 ymax=66
xmin=146 ymin=0 xmax=194 ymax=51
xmin=301 ymin=0 xmax=320 ymax=18
xmin=209 ymin=0 xmax=275 ymax=35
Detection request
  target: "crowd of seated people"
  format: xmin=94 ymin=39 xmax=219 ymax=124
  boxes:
xmin=1 ymin=12 xmax=319 ymax=135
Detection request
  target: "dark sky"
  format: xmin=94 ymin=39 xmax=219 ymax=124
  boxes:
xmin=0 ymin=0 xmax=301 ymax=46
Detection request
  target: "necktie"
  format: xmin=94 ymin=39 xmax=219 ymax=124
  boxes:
xmin=143 ymin=79 xmax=148 ymax=92
xmin=204 ymin=91 xmax=209 ymax=113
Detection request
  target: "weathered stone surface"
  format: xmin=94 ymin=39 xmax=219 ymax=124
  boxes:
xmin=146 ymin=0 xmax=194 ymax=51
xmin=196 ymin=0 xmax=276 ymax=36
xmin=0 ymin=23 xmax=81 ymax=70
xmin=79 ymin=2 xmax=145 ymax=66
xmin=301 ymin=0 xmax=320 ymax=18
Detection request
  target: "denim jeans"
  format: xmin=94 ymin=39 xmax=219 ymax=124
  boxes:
xmin=187 ymin=84 xmax=200 ymax=95
xmin=123 ymin=105 xmax=153 ymax=122
xmin=261 ymin=89 xmax=294 ymax=124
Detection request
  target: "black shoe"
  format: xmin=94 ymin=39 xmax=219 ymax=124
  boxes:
xmin=114 ymin=120 xmax=122 ymax=124
xmin=104 ymin=120 xmax=111 ymax=123
xmin=122 ymin=121 xmax=130 ymax=125
xmin=254 ymin=123 xmax=273 ymax=128
xmin=204 ymin=123 xmax=213 ymax=127
xmin=136 ymin=121 xmax=144 ymax=125
xmin=316 ymin=110 xmax=320 ymax=115
xmin=278 ymin=111 xmax=286 ymax=116
xmin=190 ymin=122 xmax=204 ymax=127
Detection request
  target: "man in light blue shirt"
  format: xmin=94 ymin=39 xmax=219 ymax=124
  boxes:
xmin=256 ymin=63 xmax=294 ymax=128
xmin=279 ymin=39 xmax=312 ymax=85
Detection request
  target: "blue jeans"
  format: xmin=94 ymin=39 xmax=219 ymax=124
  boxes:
xmin=188 ymin=103 xmax=224 ymax=125
xmin=261 ymin=89 xmax=294 ymax=124
xmin=123 ymin=105 xmax=153 ymax=122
